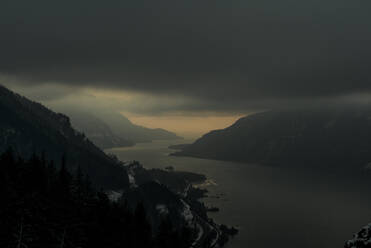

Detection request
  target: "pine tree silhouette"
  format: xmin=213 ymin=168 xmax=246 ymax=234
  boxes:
xmin=0 ymin=149 xmax=194 ymax=248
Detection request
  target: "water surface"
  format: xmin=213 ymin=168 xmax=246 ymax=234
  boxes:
xmin=107 ymin=140 xmax=371 ymax=248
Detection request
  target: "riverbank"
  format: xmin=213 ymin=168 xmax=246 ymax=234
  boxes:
xmin=107 ymin=140 xmax=371 ymax=248
xmin=122 ymin=161 xmax=238 ymax=247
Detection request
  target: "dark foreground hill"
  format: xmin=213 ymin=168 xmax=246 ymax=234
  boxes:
xmin=173 ymin=107 xmax=371 ymax=172
xmin=0 ymin=150 xmax=191 ymax=248
xmin=0 ymin=85 xmax=128 ymax=188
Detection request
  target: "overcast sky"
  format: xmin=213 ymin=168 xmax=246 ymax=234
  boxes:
xmin=1 ymin=0 xmax=371 ymax=136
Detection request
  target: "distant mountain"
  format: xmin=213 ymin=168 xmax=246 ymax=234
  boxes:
xmin=173 ymin=107 xmax=371 ymax=171
xmin=98 ymin=111 xmax=182 ymax=143
xmin=60 ymin=109 xmax=182 ymax=147
xmin=0 ymin=85 xmax=129 ymax=189
xmin=67 ymin=110 xmax=134 ymax=149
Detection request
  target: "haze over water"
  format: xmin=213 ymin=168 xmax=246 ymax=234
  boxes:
xmin=108 ymin=140 xmax=371 ymax=248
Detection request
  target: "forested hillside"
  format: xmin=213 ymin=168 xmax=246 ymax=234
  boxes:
xmin=0 ymin=85 xmax=128 ymax=188
xmin=174 ymin=107 xmax=371 ymax=172
xmin=0 ymin=149 xmax=192 ymax=248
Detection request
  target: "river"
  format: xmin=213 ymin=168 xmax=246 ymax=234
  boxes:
xmin=107 ymin=139 xmax=371 ymax=248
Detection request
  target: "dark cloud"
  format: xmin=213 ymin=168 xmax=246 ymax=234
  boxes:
xmin=1 ymin=0 xmax=371 ymax=112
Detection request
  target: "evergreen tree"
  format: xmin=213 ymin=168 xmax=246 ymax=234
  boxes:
xmin=134 ymin=202 xmax=152 ymax=248
xmin=57 ymin=154 xmax=72 ymax=201
xmin=0 ymin=149 xmax=194 ymax=248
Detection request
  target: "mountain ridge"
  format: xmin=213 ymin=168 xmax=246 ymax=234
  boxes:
xmin=172 ymin=107 xmax=371 ymax=172
xmin=57 ymin=108 xmax=182 ymax=149
xmin=66 ymin=110 xmax=135 ymax=149
xmin=0 ymin=84 xmax=129 ymax=189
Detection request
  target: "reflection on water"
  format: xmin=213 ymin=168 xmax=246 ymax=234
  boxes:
xmin=107 ymin=140 xmax=371 ymax=248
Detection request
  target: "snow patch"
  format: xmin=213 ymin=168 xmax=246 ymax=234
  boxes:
xmin=126 ymin=165 xmax=138 ymax=188
xmin=181 ymin=200 xmax=194 ymax=224
xmin=156 ymin=204 xmax=169 ymax=215
xmin=107 ymin=191 xmax=122 ymax=202
xmin=128 ymin=174 xmax=137 ymax=187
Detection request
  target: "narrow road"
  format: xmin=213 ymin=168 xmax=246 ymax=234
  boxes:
xmin=190 ymin=210 xmax=221 ymax=248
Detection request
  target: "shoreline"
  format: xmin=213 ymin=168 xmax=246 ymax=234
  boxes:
xmin=124 ymin=161 xmax=238 ymax=248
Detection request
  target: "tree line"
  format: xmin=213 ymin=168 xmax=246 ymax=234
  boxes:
xmin=0 ymin=148 xmax=193 ymax=248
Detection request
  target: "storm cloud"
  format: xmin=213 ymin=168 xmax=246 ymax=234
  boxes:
xmin=1 ymin=0 xmax=371 ymax=113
